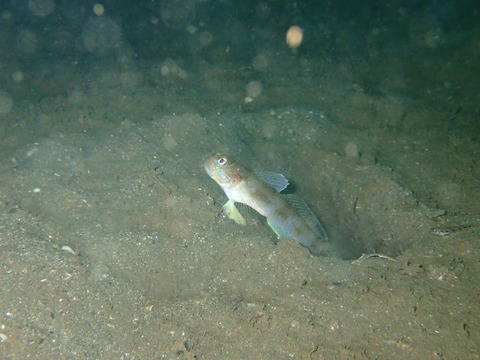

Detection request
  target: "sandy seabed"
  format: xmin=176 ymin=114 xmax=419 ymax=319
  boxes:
xmin=0 ymin=64 xmax=478 ymax=359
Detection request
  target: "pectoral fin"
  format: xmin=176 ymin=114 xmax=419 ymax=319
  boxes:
xmin=222 ymin=200 xmax=247 ymax=225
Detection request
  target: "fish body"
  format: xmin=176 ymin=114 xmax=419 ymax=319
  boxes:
xmin=204 ymin=153 xmax=328 ymax=256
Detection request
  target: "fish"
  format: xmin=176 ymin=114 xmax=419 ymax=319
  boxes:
xmin=204 ymin=152 xmax=329 ymax=256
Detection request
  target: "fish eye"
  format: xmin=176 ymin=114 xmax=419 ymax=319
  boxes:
xmin=217 ymin=156 xmax=228 ymax=166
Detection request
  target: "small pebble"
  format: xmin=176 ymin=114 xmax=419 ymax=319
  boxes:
xmin=345 ymin=142 xmax=360 ymax=159
xmin=61 ymin=246 xmax=76 ymax=255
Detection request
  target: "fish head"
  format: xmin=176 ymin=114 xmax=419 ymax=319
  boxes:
xmin=204 ymin=153 xmax=248 ymax=189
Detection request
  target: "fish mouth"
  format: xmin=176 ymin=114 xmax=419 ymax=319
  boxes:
xmin=203 ymin=154 xmax=217 ymax=178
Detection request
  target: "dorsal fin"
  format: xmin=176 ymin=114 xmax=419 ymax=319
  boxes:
xmin=282 ymin=194 xmax=328 ymax=240
xmin=255 ymin=171 xmax=289 ymax=193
